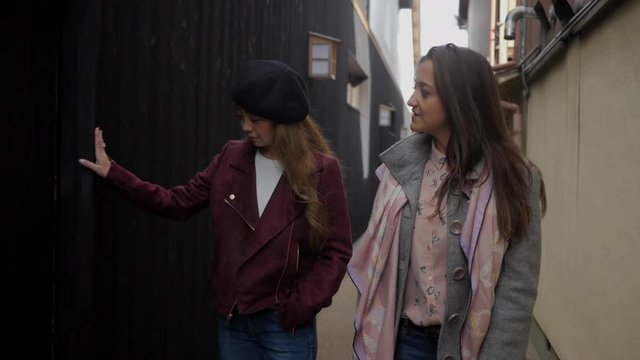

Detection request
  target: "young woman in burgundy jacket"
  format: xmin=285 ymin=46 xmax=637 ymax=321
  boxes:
xmin=79 ymin=60 xmax=352 ymax=360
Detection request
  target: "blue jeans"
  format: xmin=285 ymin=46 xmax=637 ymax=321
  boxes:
xmin=217 ymin=309 xmax=317 ymax=360
xmin=394 ymin=320 xmax=439 ymax=360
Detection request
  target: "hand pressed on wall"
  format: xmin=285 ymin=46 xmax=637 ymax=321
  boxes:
xmin=79 ymin=127 xmax=112 ymax=178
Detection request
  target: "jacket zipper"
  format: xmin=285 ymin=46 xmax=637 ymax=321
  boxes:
xmin=275 ymin=220 xmax=295 ymax=304
xmin=291 ymin=243 xmax=300 ymax=336
xmin=224 ymin=199 xmax=255 ymax=231
xmin=295 ymin=244 xmax=300 ymax=275
xmin=225 ymin=300 xmax=237 ymax=324
xmin=222 ymin=197 xmax=252 ymax=327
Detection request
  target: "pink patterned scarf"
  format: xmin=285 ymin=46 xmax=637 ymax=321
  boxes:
xmin=349 ymin=164 xmax=507 ymax=360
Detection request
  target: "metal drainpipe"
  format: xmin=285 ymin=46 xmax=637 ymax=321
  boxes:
xmin=504 ymin=5 xmax=536 ymax=41
xmin=520 ymin=0 xmax=531 ymax=65
xmin=490 ymin=0 xmax=497 ymax=65
xmin=500 ymin=100 xmax=523 ymax=150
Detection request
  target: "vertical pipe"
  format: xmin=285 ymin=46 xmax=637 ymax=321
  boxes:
xmin=499 ymin=0 xmax=509 ymax=63
xmin=520 ymin=0 xmax=529 ymax=61
xmin=490 ymin=0 xmax=497 ymax=64
xmin=412 ymin=0 xmax=421 ymax=64
xmin=500 ymin=100 xmax=523 ymax=150
xmin=512 ymin=111 xmax=523 ymax=150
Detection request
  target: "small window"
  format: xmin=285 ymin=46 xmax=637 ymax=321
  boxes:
xmin=308 ymin=32 xmax=341 ymax=79
xmin=346 ymin=54 xmax=368 ymax=110
xmin=347 ymin=83 xmax=360 ymax=109
xmin=379 ymin=105 xmax=394 ymax=127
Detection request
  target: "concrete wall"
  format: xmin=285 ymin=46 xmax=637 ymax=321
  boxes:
xmin=466 ymin=0 xmax=491 ymax=58
xmin=369 ymin=0 xmax=402 ymax=80
xmin=525 ymin=1 xmax=640 ymax=359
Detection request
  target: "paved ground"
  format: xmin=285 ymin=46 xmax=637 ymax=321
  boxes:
xmin=317 ymin=277 xmax=358 ymax=359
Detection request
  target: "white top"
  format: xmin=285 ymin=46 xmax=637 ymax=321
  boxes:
xmin=255 ymin=150 xmax=284 ymax=217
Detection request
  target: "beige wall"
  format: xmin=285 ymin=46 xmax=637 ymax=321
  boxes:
xmin=526 ymin=1 xmax=640 ymax=359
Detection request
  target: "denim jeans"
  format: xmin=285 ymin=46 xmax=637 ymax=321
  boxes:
xmin=394 ymin=320 xmax=439 ymax=360
xmin=217 ymin=308 xmax=317 ymax=360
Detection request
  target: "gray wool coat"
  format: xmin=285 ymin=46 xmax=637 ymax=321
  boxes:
xmin=380 ymin=133 xmax=542 ymax=360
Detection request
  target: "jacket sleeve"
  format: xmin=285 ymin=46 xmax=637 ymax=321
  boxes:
xmin=103 ymin=143 xmax=228 ymax=220
xmin=279 ymin=157 xmax=353 ymax=328
xmin=478 ymin=169 xmax=543 ymax=359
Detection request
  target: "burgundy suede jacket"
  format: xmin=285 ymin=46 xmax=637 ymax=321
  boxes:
xmin=105 ymin=139 xmax=352 ymax=329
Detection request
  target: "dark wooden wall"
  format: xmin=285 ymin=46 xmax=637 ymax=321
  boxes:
xmin=4 ymin=1 xmax=59 ymax=359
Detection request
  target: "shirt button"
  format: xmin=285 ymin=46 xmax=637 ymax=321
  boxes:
xmin=453 ymin=267 xmax=466 ymax=281
xmin=447 ymin=313 xmax=460 ymax=325
xmin=449 ymin=220 xmax=462 ymax=235
xmin=229 ymin=194 xmax=235 ymax=200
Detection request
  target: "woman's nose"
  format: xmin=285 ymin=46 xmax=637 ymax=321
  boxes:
xmin=406 ymin=94 xmax=416 ymax=107
xmin=240 ymin=117 xmax=252 ymax=132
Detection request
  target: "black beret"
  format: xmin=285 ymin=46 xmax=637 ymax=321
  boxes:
xmin=231 ymin=60 xmax=310 ymax=124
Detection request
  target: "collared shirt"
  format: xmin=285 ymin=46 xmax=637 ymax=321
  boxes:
xmin=402 ymin=142 xmax=449 ymax=326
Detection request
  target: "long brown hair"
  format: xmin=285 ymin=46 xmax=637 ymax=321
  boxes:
xmin=272 ymin=116 xmax=337 ymax=251
xmin=424 ymin=44 xmax=546 ymax=240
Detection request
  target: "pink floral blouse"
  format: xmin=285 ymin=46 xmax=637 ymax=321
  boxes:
xmin=401 ymin=142 xmax=449 ymax=326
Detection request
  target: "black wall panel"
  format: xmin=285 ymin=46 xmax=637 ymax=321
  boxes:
xmin=4 ymin=1 xmax=59 ymax=359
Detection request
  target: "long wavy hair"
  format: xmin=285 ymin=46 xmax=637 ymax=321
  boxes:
xmin=272 ymin=116 xmax=337 ymax=251
xmin=424 ymin=44 xmax=546 ymax=240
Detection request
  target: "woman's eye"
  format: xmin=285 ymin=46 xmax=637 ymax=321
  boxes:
xmin=413 ymin=85 xmax=430 ymax=98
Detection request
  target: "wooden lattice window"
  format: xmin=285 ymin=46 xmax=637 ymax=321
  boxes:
xmin=308 ymin=32 xmax=341 ymax=79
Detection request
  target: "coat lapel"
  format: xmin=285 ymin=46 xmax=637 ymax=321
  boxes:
xmin=226 ymin=141 xmax=260 ymax=230
xmin=381 ymin=133 xmax=432 ymax=214
xmin=230 ymin=144 xmax=312 ymax=264
xmin=241 ymin=175 xmax=305 ymax=262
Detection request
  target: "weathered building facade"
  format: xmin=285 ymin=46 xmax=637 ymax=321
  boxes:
xmin=459 ymin=1 xmax=640 ymax=359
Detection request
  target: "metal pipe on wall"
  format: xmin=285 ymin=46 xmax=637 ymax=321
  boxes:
xmin=500 ymin=100 xmax=523 ymax=150
xmin=504 ymin=5 xmax=536 ymax=41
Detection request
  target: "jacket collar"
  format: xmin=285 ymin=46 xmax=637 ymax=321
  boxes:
xmin=227 ymin=138 xmax=257 ymax=174
xmin=380 ymin=133 xmax=486 ymax=201
xmin=380 ymin=133 xmax=432 ymax=187
xmin=379 ymin=134 xmax=432 ymax=211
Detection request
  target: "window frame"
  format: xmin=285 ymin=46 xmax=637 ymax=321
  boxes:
xmin=308 ymin=32 xmax=341 ymax=80
xmin=378 ymin=104 xmax=395 ymax=127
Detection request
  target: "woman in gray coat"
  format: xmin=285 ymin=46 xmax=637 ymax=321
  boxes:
xmin=349 ymin=44 xmax=546 ymax=360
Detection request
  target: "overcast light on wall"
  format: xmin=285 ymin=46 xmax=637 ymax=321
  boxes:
xmin=421 ymin=0 xmax=468 ymax=51
xmin=397 ymin=0 xmax=468 ymax=108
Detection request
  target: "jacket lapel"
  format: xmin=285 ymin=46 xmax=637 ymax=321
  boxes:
xmin=224 ymin=140 xmax=306 ymax=263
xmin=241 ymin=175 xmax=305 ymax=262
xmin=462 ymin=159 xmax=485 ymax=198
xmin=226 ymin=141 xmax=260 ymax=229
xmin=381 ymin=133 xmax=432 ymax=214
xmin=239 ymin=153 xmax=320 ymax=264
